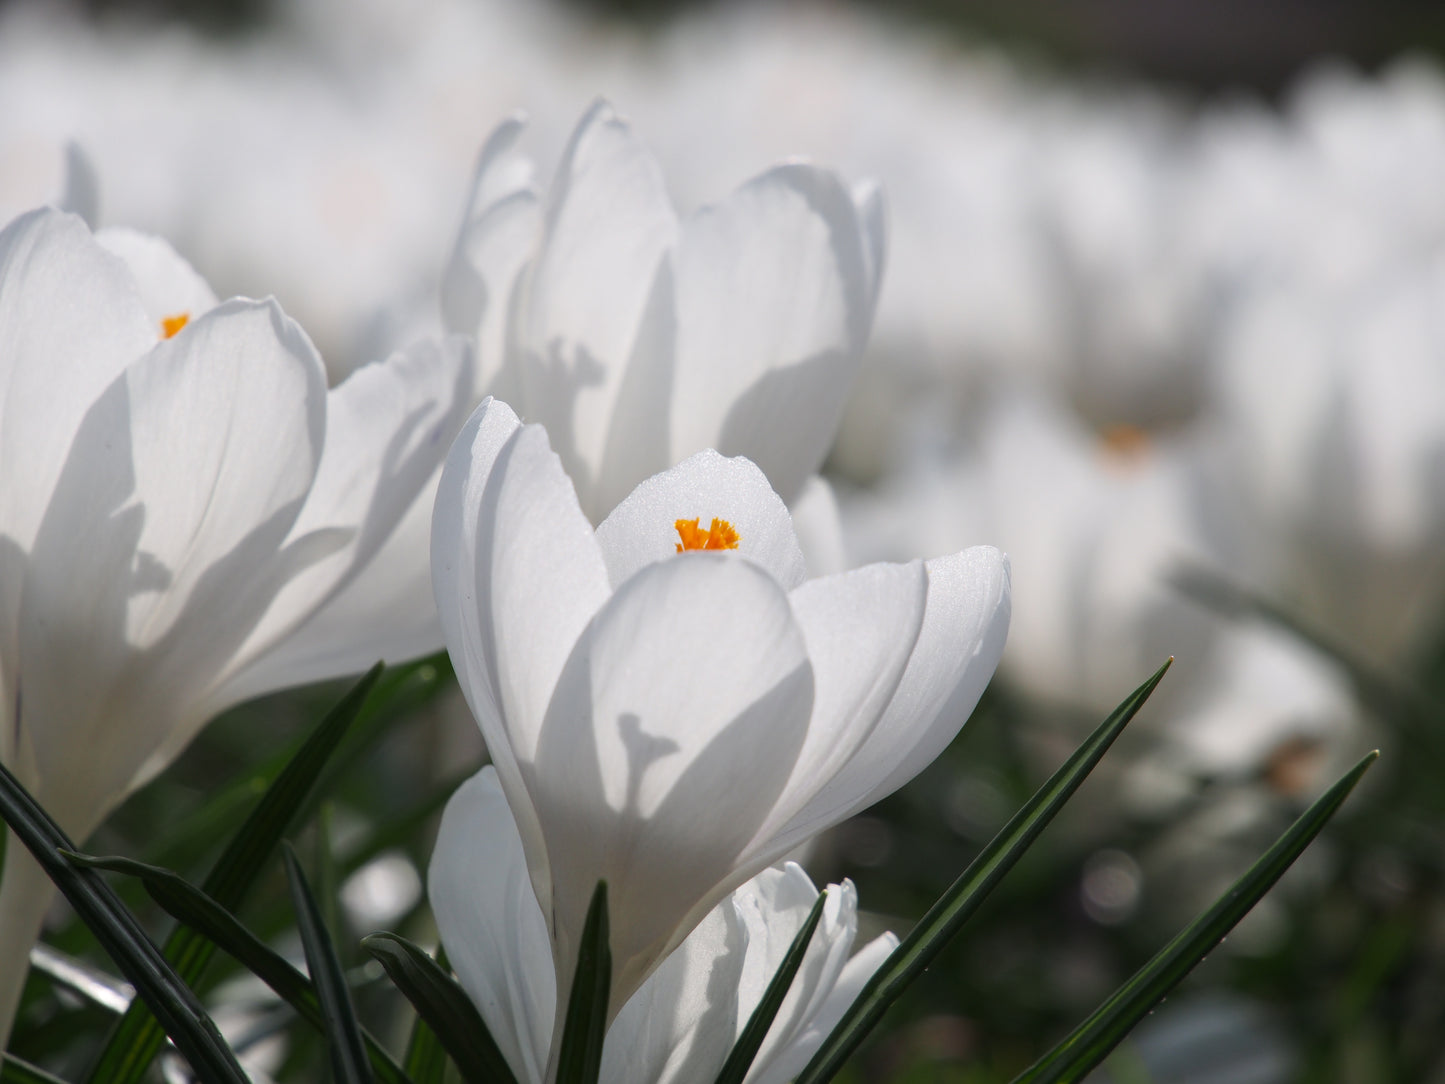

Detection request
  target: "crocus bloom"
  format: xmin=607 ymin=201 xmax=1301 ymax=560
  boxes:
xmin=432 ymin=397 xmax=1009 ymax=1029
xmin=0 ymin=207 xmax=473 ymax=1039
xmin=441 ymin=100 xmax=886 ymax=522
xmin=430 ymin=766 xmax=898 ymax=1084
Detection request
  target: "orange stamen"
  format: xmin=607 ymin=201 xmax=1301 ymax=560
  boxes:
xmin=1099 ymin=423 xmax=1150 ymax=459
xmin=674 ymin=517 xmax=740 ymax=553
xmin=160 ymin=313 xmax=190 ymax=339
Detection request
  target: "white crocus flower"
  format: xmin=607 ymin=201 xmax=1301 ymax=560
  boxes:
xmin=431 ymin=397 xmax=1009 ymax=1035
xmin=430 ymin=766 xmax=898 ymax=1084
xmin=441 ymin=100 xmax=886 ymax=523
xmin=0 ymin=207 xmax=473 ymax=1040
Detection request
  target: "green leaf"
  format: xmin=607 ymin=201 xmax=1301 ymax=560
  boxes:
xmin=2 ymin=1054 xmax=70 ymax=1084
xmin=65 ymin=851 xmax=412 ymax=1084
xmin=87 ymin=662 xmax=384 ymax=1084
xmin=0 ymin=760 xmax=248 ymax=1084
xmin=554 ymin=881 xmax=611 ymax=1084
xmin=361 ymin=933 xmax=518 ymax=1084
xmin=401 ymin=1017 xmax=447 ymax=1084
xmin=1010 ymin=750 xmax=1378 ymax=1084
xmin=283 ymin=844 xmax=374 ymax=1084
xmin=713 ymin=889 xmax=828 ymax=1084
xmin=794 ymin=658 xmax=1173 ymax=1084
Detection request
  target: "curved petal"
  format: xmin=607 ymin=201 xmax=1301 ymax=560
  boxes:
xmin=773 ymin=547 xmax=1011 ymax=845
xmin=593 ymin=450 xmax=807 ymax=591
xmin=441 ymin=114 xmax=541 ymax=404
xmin=851 ymin=179 xmax=888 ymax=313
xmin=431 ymin=400 xmax=612 ymax=912
xmin=531 ymin=554 xmax=813 ymax=1013
xmin=215 ymin=335 xmax=475 ymax=700
xmin=603 ymin=890 xmax=746 ymax=1084
xmin=748 ymin=931 xmax=899 ymax=1084
xmin=515 ymin=100 xmax=678 ymax=506
xmin=735 ymin=867 xmax=862 ymax=1082
xmin=430 ymin=767 xmax=554 ymax=1084
xmin=0 ymin=208 xmax=151 ymax=556
xmin=94 ymin=226 xmax=219 ymax=335
xmin=753 ymin=560 xmax=927 ymax=852
xmin=18 ymin=298 xmax=329 ymax=830
xmin=669 ymin=164 xmax=877 ymax=504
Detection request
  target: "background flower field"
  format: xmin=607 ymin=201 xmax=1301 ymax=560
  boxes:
xmin=2 ymin=0 xmax=1442 ymax=1080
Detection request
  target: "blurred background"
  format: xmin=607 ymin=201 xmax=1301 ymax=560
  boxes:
xmin=4 ymin=0 xmax=1445 ymax=1080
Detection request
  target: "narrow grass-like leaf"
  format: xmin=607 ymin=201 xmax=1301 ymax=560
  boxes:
xmin=65 ymin=851 xmax=412 ymax=1084
xmin=88 ymin=662 xmax=384 ymax=1084
xmin=1010 ymin=750 xmax=1377 ymax=1084
xmin=1 ymin=1055 xmax=70 ymax=1084
xmin=361 ymin=933 xmax=518 ymax=1084
xmin=554 ymin=881 xmax=611 ymax=1084
xmin=283 ymin=844 xmax=374 ymax=1084
xmin=794 ymin=659 xmax=1173 ymax=1084
xmin=713 ymin=889 xmax=828 ymax=1084
xmin=0 ymin=761 xmax=248 ymax=1084
xmin=402 ymin=1017 xmax=447 ymax=1084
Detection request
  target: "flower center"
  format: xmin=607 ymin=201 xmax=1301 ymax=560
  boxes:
xmin=160 ymin=313 xmax=190 ymax=339
xmin=674 ymin=517 xmax=739 ymax=553
xmin=1099 ymin=423 xmax=1149 ymax=459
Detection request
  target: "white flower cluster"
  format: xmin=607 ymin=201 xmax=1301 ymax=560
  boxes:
xmin=0 ymin=0 xmax=1433 ymax=1072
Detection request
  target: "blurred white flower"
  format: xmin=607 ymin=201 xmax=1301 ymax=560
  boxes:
xmin=1215 ymin=254 xmax=1445 ymax=664
xmin=431 ymin=397 xmax=1008 ymax=1019
xmin=441 ymin=100 xmax=886 ymax=522
xmin=843 ymin=395 xmax=1217 ymax=716
xmin=0 ymin=208 xmax=473 ymax=1040
xmin=429 ymin=765 xmax=898 ymax=1084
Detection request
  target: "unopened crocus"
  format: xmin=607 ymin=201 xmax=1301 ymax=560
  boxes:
xmin=431 ymin=397 xmax=1009 ymax=1033
xmin=429 ymin=766 xmax=898 ymax=1084
xmin=0 ymin=208 xmax=473 ymax=1040
xmin=441 ymin=100 xmax=886 ymax=522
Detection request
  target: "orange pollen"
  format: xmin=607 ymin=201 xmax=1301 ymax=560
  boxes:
xmin=674 ymin=517 xmax=740 ymax=553
xmin=160 ymin=312 xmax=190 ymax=339
xmin=1099 ymin=423 xmax=1150 ymax=459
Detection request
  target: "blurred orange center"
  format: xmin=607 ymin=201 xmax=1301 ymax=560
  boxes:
xmin=1099 ymin=423 xmax=1150 ymax=458
xmin=674 ymin=517 xmax=739 ymax=553
xmin=160 ymin=313 xmax=190 ymax=339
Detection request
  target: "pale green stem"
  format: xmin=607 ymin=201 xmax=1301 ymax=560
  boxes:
xmin=0 ymin=829 xmax=57 ymax=1052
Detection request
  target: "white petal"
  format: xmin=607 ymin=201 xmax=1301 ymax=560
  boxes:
xmin=603 ymin=892 xmax=746 ymax=1084
xmin=216 ymin=335 xmax=475 ymax=700
xmin=669 ymin=164 xmax=876 ymax=504
xmin=593 ymin=450 xmax=807 ymax=591
xmin=851 ymin=179 xmax=888 ymax=312
xmin=94 ymin=227 xmax=219 ymax=334
xmin=430 ymin=768 xmax=554 ymax=1084
xmin=813 ymin=547 xmax=1011 ymax=821
xmin=748 ymin=932 xmax=899 ymax=1084
xmin=18 ymin=298 xmax=329 ymax=830
xmin=514 ymin=100 xmax=678 ymax=508
xmin=431 ymin=401 xmax=611 ymax=913
xmin=531 ymin=554 xmax=813 ymax=1010
xmin=441 ymin=115 xmax=541 ymax=404
xmin=789 ymin=475 xmax=848 ymax=579
xmin=0 ymin=209 xmax=152 ymax=556
xmin=587 ymin=254 xmax=676 ymax=522
xmin=738 ymin=868 xmax=861 ymax=1081
xmin=756 ymin=561 xmax=927 ymax=854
